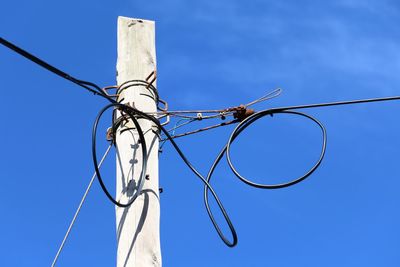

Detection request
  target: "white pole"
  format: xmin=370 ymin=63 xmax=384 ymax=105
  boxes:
xmin=115 ymin=16 xmax=161 ymax=267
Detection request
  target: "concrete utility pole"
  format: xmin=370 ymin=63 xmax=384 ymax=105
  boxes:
xmin=115 ymin=16 xmax=161 ymax=267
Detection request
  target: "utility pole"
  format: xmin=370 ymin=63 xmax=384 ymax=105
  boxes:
xmin=115 ymin=16 xmax=161 ymax=267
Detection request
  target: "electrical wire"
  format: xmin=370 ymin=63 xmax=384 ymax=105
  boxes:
xmin=225 ymin=110 xmax=325 ymax=188
xmin=167 ymin=118 xmax=197 ymax=133
xmin=159 ymin=118 xmax=196 ymax=149
xmin=0 ymin=37 xmax=113 ymax=102
xmin=51 ymin=143 xmax=113 ymax=267
xmin=149 ymin=90 xmax=282 ymax=118
xmin=157 ymin=88 xmax=283 ymax=139
xmin=200 ymin=110 xmax=325 ymax=246
xmin=62 ymin=89 xmax=400 ymax=248
xmin=92 ymin=103 xmax=148 ymax=207
xmin=160 ymin=119 xmax=239 ymax=141
xmin=244 ymin=87 xmax=282 ymax=107
xmin=5 ymin=36 xmax=400 ymax=248
xmin=270 ymin=95 xmax=400 ymax=112
xmin=165 ymin=111 xmax=234 ymax=120
xmin=200 ymin=94 xmax=400 ymax=246
xmin=91 ymin=98 xmax=238 ymax=246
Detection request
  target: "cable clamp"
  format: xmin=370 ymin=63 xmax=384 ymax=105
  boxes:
xmin=230 ymin=105 xmax=255 ymax=121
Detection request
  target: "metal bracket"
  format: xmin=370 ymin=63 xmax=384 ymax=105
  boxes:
xmin=101 ymin=85 xmax=119 ymax=98
xmin=145 ymin=70 xmax=157 ymax=89
xmin=158 ymin=99 xmax=170 ymax=126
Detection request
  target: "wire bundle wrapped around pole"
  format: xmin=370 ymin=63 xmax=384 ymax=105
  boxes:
xmin=91 ymin=88 xmax=239 ymax=246
xmin=91 ymin=81 xmax=328 ymax=247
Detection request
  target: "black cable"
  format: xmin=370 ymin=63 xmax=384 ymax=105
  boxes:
xmin=5 ymin=35 xmax=400 ymax=248
xmin=201 ymin=94 xmax=400 ymax=247
xmin=144 ymin=109 xmax=238 ymax=247
xmin=92 ymin=99 xmax=238 ymax=246
xmin=96 ymin=92 xmax=400 ymax=247
xmin=226 ymin=110 xmax=326 ymax=189
xmin=202 ymin=110 xmax=325 ymax=247
xmin=0 ymin=37 xmax=113 ymax=102
xmin=270 ymin=95 xmax=400 ymax=112
xmin=92 ymin=103 xmax=148 ymax=207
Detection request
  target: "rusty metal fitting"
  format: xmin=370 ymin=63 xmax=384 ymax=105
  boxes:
xmin=101 ymin=85 xmax=119 ymax=98
xmin=106 ymin=127 xmax=114 ymax=142
xmin=145 ymin=70 xmax=157 ymax=89
xmin=232 ymin=105 xmax=255 ymax=121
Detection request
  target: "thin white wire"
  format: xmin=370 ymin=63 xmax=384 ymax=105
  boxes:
xmin=245 ymin=88 xmax=282 ymax=107
xmin=51 ymin=143 xmax=113 ymax=267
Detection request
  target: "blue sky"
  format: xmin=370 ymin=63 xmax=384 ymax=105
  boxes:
xmin=1 ymin=0 xmax=400 ymax=266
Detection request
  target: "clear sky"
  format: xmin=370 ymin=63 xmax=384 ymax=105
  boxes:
xmin=1 ymin=0 xmax=400 ymax=266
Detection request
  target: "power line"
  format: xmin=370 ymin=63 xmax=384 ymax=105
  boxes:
xmin=3 ymin=36 xmax=400 ymax=249
xmin=270 ymin=95 xmax=400 ymax=112
xmin=0 ymin=37 xmax=112 ymax=101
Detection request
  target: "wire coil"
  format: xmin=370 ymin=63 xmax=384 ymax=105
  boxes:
xmin=227 ymin=110 xmax=327 ymax=189
xmin=92 ymin=102 xmax=148 ymax=207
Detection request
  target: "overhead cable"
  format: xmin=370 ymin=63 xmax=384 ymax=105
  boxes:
xmin=4 ymin=37 xmax=400 ymax=248
xmin=0 ymin=37 xmax=113 ymax=101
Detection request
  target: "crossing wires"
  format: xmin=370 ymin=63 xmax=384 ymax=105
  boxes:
xmin=2 ymin=36 xmax=400 ymax=263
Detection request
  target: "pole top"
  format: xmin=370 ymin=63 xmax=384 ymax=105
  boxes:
xmin=118 ymin=16 xmax=155 ymax=25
